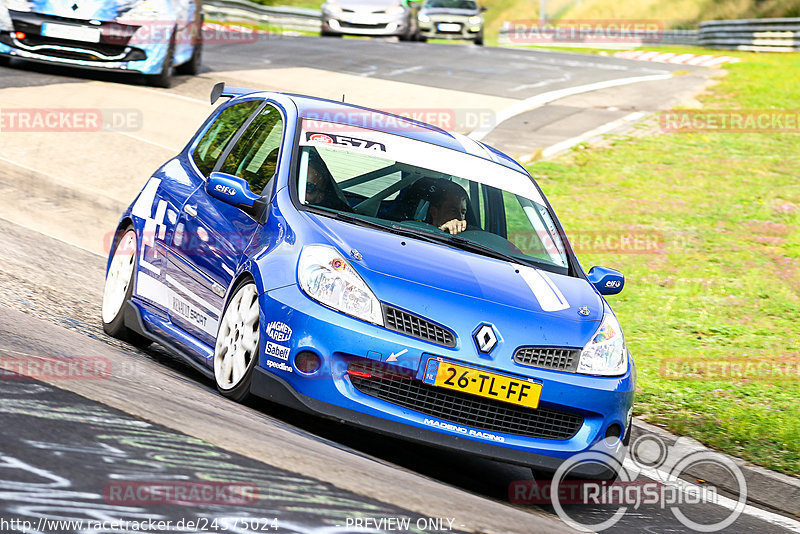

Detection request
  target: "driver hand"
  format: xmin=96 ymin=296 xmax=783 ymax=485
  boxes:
xmin=440 ymin=219 xmax=467 ymax=235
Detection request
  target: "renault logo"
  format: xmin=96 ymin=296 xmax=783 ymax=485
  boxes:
xmin=474 ymin=324 xmax=498 ymax=353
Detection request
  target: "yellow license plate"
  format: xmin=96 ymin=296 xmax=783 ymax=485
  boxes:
xmin=423 ymin=359 xmax=542 ymax=409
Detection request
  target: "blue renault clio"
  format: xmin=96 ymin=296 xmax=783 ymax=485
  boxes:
xmin=102 ymin=83 xmax=634 ymax=478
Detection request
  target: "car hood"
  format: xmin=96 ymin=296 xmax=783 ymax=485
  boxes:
xmin=336 ymin=1 xmax=400 ymax=11
xmin=306 ymin=214 xmax=604 ymax=326
xmin=11 ymin=0 xmax=161 ymax=22
xmin=420 ymin=7 xmax=479 ymax=15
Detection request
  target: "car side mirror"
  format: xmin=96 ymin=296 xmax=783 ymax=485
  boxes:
xmin=480 ymin=6 xmax=487 ymax=11
xmin=207 ymin=172 xmax=260 ymax=210
xmin=587 ymin=266 xmax=624 ymax=295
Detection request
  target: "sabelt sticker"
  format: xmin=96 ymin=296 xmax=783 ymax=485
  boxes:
xmin=265 ymin=341 xmax=290 ymax=361
xmin=266 ymin=321 xmax=292 ymax=342
xmin=305 ymin=132 xmax=386 ymax=152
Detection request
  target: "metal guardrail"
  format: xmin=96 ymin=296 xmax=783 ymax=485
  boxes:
xmin=204 ymin=0 xmax=321 ymax=33
xmin=496 ymin=25 xmax=698 ymax=48
xmin=699 ymin=18 xmax=800 ymax=51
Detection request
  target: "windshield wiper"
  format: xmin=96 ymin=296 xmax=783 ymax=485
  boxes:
xmin=334 ymin=212 xmax=391 ymax=231
xmin=390 ymin=225 xmax=521 ymax=264
xmin=334 ymin=213 xmax=448 ymax=246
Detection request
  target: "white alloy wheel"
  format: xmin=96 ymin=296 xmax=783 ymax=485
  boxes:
xmin=102 ymin=230 xmax=137 ymax=324
xmin=215 ymin=283 xmax=260 ymax=391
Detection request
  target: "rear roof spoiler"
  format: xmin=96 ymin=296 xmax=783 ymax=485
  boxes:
xmin=210 ymin=82 xmax=260 ymax=104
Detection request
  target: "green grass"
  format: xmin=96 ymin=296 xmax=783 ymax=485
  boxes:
xmin=526 ymin=51 xmax=800 ymax=476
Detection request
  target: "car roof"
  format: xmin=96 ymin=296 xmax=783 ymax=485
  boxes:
xmin=234 ymin=90 xmax=529 ymax=175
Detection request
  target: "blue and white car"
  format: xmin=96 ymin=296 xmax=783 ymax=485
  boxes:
xmin=101 ymin=83 xmax=635 ymax=478
xmin=0 ymin=0 xmax=202 ymax=87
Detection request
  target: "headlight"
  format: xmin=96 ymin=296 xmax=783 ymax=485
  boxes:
xmin=468 ymin=15 xmax=482 ymax=25
xmin=577 ymin=313 xmax=627 ymax=376
xmin=324 ymin=1 xmax=342 ymax=15
xmin=298 ymin=245 xmax=383 ymax=326
xmin=5 ymin=0 xmax=32 ymax=12
xmin=0 ymin=5 xmax=12 ymax=31
xmin=386 ymin=4 xmax=405 ymax=15
xmin=418 ymin=14 xmax=431 ymax=23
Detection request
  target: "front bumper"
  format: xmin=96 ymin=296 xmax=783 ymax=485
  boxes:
xmin=0 ymin=10 xmax=171 ymax=75
xmin=321 ymin=13 xmax=409 ymax=36
xmin=419 ymin=18 xmax=481 ymax=40
xmin=253 ymin=283 xmax=635 ymax=476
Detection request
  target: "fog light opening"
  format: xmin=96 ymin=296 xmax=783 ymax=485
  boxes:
xmin=295 ymin=351 xmax=321 ymax=374
xmin=604 ymin=423 xmax=622 ymax=444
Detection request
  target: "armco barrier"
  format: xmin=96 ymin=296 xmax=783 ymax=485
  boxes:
xmin=699 ymin=17 xmax=800 ymax=51
xmin=204 ymin=0 xmax=321 ymax=33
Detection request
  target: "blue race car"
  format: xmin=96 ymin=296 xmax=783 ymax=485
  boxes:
xmin=0 ymin=0 xmax=202 ymax=87
xmin=101 ymin=83 xmax=635 ymax=478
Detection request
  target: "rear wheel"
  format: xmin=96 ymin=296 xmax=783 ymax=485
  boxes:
xmin=0 ymin=55 xmax=10 ymax=67
xmin=214 ymin=280 xmax=260 ymax=402
xmin=102 ymin=227 xmax=150 ymax=347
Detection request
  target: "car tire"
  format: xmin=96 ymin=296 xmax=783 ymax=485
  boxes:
xmin=146 ymin=31 xmax=175 ymax=88
xmin=102 ymin=227 xmax=150 ymax=347
xmin=176 ymin=27 xmax=202 ymax=75
xmin=214 ymin=279 xmax=260 ymax=402
xmin=474 ymin=35 xmax=484 ymax=45
xmin=0 ymin=55 xmax=10 ymax=67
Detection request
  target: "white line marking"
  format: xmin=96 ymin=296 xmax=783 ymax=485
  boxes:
xmin=387 ymin=65 xmax=423 ymax=77
xmin=524 ymin=111 xmax=647 ymax=162
xmin=468 ymin=74 xmax=672 ymax=141
xmin=623 ymin=458 xmax=800 ymax=532
xmin=102 ymin=127 xmax=180 ymax=152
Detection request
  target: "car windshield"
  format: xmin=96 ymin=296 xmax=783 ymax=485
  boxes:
xmin=424 ymin=0 xmax=477 ymax=8
xmin=295 ymin=119 xmax=570 ymax=274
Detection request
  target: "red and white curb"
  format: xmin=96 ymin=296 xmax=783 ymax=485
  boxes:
xmin=615 ymin=50 xmax=740 ymax=67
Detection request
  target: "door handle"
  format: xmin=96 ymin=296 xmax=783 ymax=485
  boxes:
xmin=183 ymin=204 xmax=198 ymax=217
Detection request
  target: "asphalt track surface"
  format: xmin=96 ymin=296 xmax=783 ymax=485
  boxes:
xmin=1 ymin=37 xmax=796 ymax=533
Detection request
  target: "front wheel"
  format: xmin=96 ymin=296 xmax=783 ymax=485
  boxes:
xmin=0 ymin=55 xmax=11 ymax=67
xmin=214 ymin=280 xmax=260 ymax=402
xmin=101 ymin=227 xmax=150 ymax=347
xmin=146 ymin=33 xmax=175 ymax=88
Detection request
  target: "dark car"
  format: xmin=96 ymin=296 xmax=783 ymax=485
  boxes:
xmin=417 ymin=0 xmax=485 ymax=44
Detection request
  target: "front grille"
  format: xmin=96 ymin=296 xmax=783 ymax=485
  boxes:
xmin=339 ymin=21 xmax=389 ymax=29
xmin=383 ymin=305 xmax=456 ymax=347
xmin=349 ymin=360 xmax=583 ymax=440
xmin=514 ymin=347 xmax=580 ymax=372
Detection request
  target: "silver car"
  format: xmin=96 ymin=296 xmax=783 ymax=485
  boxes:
xmin=417 ymin=0 xmax=485 ymax=45
xmin=321 ymin=0 xmax=420 ymax=40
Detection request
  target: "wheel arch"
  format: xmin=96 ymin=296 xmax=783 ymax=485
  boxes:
xmin=105 ymin=216 xmax=136 ymax=276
